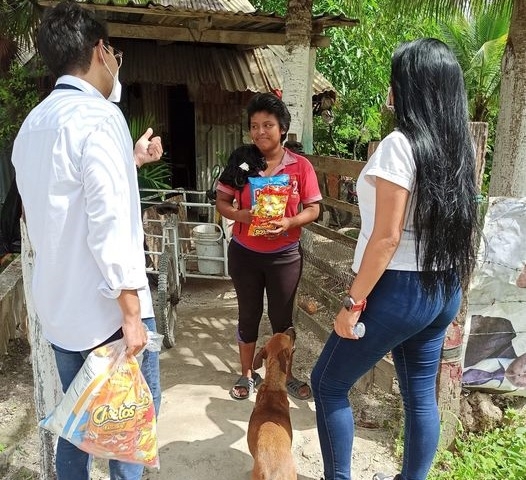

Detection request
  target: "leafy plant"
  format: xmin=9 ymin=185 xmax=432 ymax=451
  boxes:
xmin=313 ymin=0 xmax=441 ymax=157
xmin=0 ymin=61 xmax=41 ymax=153
xmin=438 ymin=6 xmax=509 ymax=197
xmin=0 ymin=0 xmax=40 ymax=71
xmin=127 ymin=114 xmax=171 ymax=191
xmin=429 ymin=409 xmax=526 ymax=479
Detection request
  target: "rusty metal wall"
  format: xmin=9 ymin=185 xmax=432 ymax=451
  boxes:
xmin=195 ymin=102 xmax=244 ymax=190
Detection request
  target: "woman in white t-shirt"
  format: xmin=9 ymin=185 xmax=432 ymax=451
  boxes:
xmin=311 ymin=38 xmax=478 ymax=480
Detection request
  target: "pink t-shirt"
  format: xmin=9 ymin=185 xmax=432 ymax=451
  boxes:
xmin=217 ymin=148 xmax=322 ymax=252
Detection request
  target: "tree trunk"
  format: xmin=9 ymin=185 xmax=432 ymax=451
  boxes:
xmin=489 ymin=1 xmax=526 ymax=197
xmin=282 ymin=0 xmax=315 ymax=153
xmin=20 ymin=219 xmax=61 ymax=480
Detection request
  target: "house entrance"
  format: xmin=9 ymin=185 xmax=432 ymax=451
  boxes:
xmin=168 ymin=85 xmax=196 ymax=189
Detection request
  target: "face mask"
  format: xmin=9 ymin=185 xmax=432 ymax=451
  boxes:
xmin=107 ymin=71 xmax=122 ymax=103
xmin=102 ymin=49 xmax=122 ymax=103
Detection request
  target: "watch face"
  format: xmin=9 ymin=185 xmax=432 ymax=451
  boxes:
xmin=343 ymin=295 xmax=354 ymax=309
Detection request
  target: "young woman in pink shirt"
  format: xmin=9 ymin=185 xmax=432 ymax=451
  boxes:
xmin=216 ymin=93 xmax=322 ymax=400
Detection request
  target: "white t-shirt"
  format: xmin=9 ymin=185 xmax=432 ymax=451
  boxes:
xmin=352 ymin=130 xmax=419 ymax=273
xmin=12 ymin=75 xmax=154 ymax=350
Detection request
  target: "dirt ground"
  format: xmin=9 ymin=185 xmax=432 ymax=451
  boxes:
xmin=0 ymin=277 xmax=401 ymax=480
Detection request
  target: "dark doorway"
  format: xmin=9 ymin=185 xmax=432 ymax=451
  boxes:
xmin=168 ymin=85 xmax=196 ymax=189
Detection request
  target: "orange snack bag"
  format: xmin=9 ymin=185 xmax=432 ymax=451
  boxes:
xmin=40 ymin=338 xmax=159 ymax=468
xmin=248 ymin=174 xmax=291 ymax=236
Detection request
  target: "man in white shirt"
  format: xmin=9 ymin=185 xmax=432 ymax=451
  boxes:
xmin=11 ymin=2 xmax=163 ymax=479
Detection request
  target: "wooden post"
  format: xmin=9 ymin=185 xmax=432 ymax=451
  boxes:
xmin=367 ymin=140 xmax=380 ymax=159
xmin=20 ymin=219 xmax=61 ymax=479
xmin=436 ymin=121 xmax=489 ymax=448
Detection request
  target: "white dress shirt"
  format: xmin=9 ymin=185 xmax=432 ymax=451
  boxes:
xmin=12 ymin=75 xmax=154 ymax=350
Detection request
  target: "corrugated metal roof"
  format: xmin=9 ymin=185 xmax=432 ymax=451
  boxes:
xmin=58 ymin=1 xmax=357 ymax=31
xmin=73 ymin=0 xmax=255 ymax=14
xmin=117 ymin=41 xmax=335 ymax=96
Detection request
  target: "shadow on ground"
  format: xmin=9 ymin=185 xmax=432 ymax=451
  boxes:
xmin=145 ymin=278 xmax=322 ymax=479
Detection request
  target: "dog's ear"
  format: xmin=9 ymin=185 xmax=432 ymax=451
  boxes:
xmin=283 ymin=327 xmax=296 ymax=347
xmin=278 ymin=349 xmax=289 ymax=374
xmin=253 ymin=346 xmax=267 ymax=371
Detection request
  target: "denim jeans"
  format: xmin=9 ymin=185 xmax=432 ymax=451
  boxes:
xmin=51 ymin=317 xmax=161 ymax=480
xmin=311 ymin=271 xmax=461 ymax=480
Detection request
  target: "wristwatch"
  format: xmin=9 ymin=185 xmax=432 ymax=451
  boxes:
xmin=342 ymin=295 xmax=367 ymax=312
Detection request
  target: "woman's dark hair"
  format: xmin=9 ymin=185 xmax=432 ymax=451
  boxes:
xmin=37 ymin=0 xmax=108 ymax=77
xmin=391 ymin=38 xmax=478 ymax=298
xmin=247 ymin=93 xmax=291 ymax=142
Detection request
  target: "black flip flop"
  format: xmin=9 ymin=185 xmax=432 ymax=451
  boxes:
xmin=229 ymin=372 xmax=262 ymax=400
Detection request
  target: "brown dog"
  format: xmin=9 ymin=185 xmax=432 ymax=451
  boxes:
xmin=247 ymin=329 xmax=297 ymax=480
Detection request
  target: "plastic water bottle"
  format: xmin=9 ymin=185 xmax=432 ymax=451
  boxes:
xmin=353 ymin=322 xmax=366 ymax=338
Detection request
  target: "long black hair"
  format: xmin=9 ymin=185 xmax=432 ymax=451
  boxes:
xmin=391 ymin=38 xmax=478 ymax=298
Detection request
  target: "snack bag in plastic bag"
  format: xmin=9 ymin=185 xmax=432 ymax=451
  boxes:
xmin=248 ymin=174 xmax=291 ymax=236
xmin=40 ymin=336 xmax=160 ymax=468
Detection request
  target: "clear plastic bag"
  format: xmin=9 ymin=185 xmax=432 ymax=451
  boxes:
xmin=40 ymin=332 xmax=160 ymax=468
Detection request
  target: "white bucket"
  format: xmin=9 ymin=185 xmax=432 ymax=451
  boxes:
xmin=193 ymin=224 xmax=224 ymax=274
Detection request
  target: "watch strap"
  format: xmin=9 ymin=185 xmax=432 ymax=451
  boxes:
xmin=343 ymin=295 xmax=367 ymax=312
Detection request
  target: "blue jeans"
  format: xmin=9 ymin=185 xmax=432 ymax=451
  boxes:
xmin=52 ymin=317 xmax=161 ymax=480
xmin=311 ymin=271 xmax=461 ymax=480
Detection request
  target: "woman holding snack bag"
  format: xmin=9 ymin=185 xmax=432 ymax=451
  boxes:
xmin=216 ymin=92 xmax=321 ymax=400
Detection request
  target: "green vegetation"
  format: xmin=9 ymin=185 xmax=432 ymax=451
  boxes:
xmin=429 ymin=409 xmax=526 ymax=479
xmin=127 ymin=114 xmax=172 ymax=192
xmin=0 ymin=62 xmax=41 ymax=153
xmin=313 ymin=0 xmax=440 ymax=158
xmin=437 ymin=5 xmax=511 ymax=196
xmin=254 ymin=0 xmax=507 ymax=195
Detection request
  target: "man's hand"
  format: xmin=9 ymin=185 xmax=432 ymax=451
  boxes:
xmin=134 ymin=127 xmax=163 ymax=168
xmin=122 ymin=316 xmax=148 ymax=356
xmin=118 ymin=290 xmax=147 ymax=356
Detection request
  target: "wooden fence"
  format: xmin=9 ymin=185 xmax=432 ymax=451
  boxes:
xmin=0 ymin=256 xmax=27 ymax=355
xmin=296 ymin=149 xmax=396 ymax=393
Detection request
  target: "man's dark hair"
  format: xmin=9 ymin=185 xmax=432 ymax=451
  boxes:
xmin=37 ymin=0 xmax=108 ymax=77
xmin=247 ymin=93 xmax=291 ymax=143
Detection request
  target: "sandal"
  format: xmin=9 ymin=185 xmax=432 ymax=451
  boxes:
xmin=286 ymin=377 xmax=312 ymax=400
xmin=230 ymin=372 xmax=262 ymax=400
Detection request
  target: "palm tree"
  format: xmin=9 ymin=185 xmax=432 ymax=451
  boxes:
xmin=374 ymin=0 xmax=523 ymax=196
xmin=288 ymin=0 xmax=522 ymax=194
xmin=439 ymin=8 xmax=509 ymax=122
xmin=282 ymin=0 xmax=315 ymax=152
xmin=488 ymin=0 xmax=525 ymax=197
xmin=0 ymin=0 xmax=40 ymax=73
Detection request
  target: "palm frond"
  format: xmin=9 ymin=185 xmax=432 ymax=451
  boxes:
xmin=127 ymin=113 xmax=172 ymax=190
xmin=376 ymin=0 xmax=512 ymax=21
xmin=0 ymin=0 xmax=40 ymax=47
xmin=137 ymin=162 xmax=172 ymax=191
